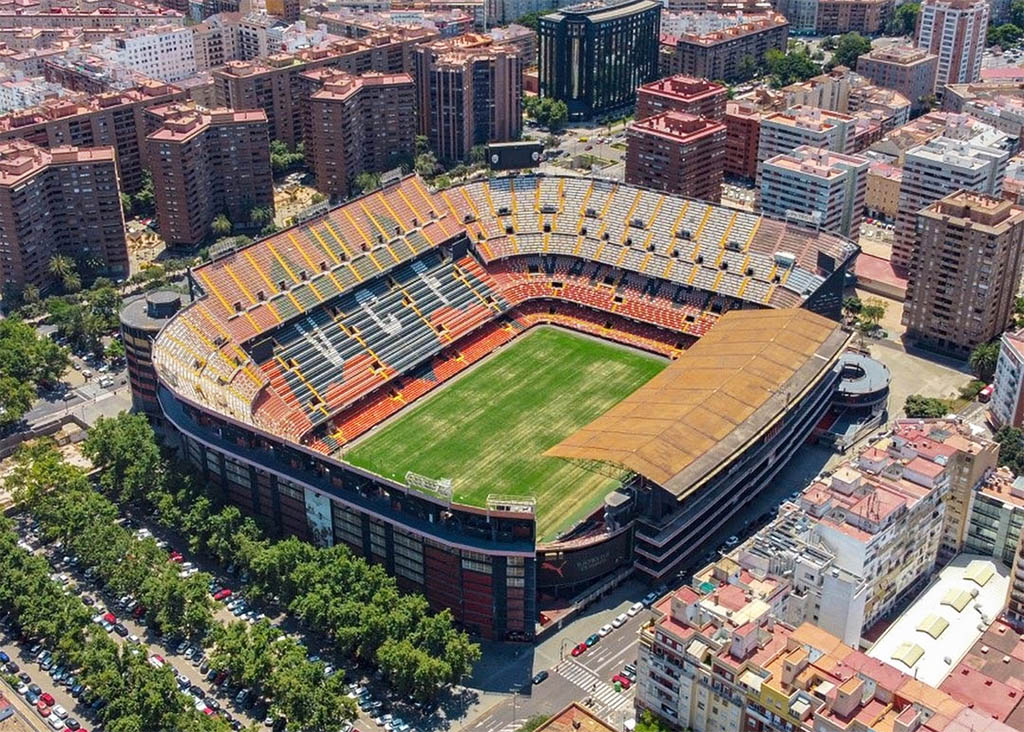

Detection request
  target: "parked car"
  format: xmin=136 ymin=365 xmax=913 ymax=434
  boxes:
xmin=611 ymin=674 xmax=631 ymax=689
xmin=611 ymin=613 xmax=628 ymax=628
xmin=585 ymin=633 xmax=600 ymax=647
xmin=598 ymin=624 xmax=613 ymax=637
xmin=627 ymin=602 xmax=644 ymax=616
xmin=532 ymin=670 xmax=549 ymax=685
xmin=571 ymin=642 xmax=588 ymax=657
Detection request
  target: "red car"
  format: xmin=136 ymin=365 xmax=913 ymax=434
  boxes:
xmin=102 ymin=612 xmax=116 ymax=625
xmin=40 ymin=693 xmax=55 ymax=707
xmin=169 ymin=552 xmax=183 ymax=563
xmin=37 ymin=701 xmax=50 ymax=717
xmin=612 ymin=674 xmax=631 ymax=689
xmin=571 ymin=642 xmax=588 ymax=657
xmin=213 ymin=589 xmax=232 ymax=601
xmin=132 ymin=604 xmax=145 ymax=619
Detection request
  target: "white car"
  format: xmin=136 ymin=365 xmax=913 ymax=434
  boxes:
xmin=611 ymin=613 xmax=628 ymax=628
xmin=627 ymin=602 xmax=644 ymax=617
xmin=48 ymin=717 xmax=65 ymax=731
xmin=52 ymin=705 xmax=68 ymax=719
xmin=598 ymin=624 xmax=614 ymax=637
xmin=148 ymin=654 xmax=165 ymax=668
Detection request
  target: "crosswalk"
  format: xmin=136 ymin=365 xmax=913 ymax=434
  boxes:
xmin=555 ymin=658 xmax=634 ymax=714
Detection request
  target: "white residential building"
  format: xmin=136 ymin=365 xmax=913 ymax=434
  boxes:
xmin=992 ymin=329 xmax=1024 ymax=428
xmin=759 ymin=145 xmax=868 ymax=237
xmin=102 ymin=25 xmax=197 ymax=82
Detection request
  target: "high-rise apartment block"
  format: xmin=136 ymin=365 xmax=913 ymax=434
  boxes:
xmin=538 ymin=0 xmax=661 ymax=120
xmin=1008 ymin=518 xmax=1024 ymax=628
xmin=724 ymin=99 xmax=761 ymax=179
xmin=964 ymin=466 xmax=1024 ymax=566
xmin=892 ymin=135 xmax=1008 ymax=272
xmin=0 ymin=140 xmax=127 ymax=293
xmin=307 ymin=71 xmax=416 ymax=201
xmin=0 ymin=81 xmax=186 ymax=194
xmin=916 ymin=0 xmax=988 ymax=86
xmin=903 ymin=191 xmax=1024 ymax=356
xmin=756 ymin=106 xmax=856 ymax=175
xmin=759 ymin=146 xmax=868 ymax=238
xmin=414 ymin=36 xmax=522 ymax=163
xmin=856 ymin=44 xmax=939 ymax=114
xmin=658 ymin=11 xmax=788 ymax=82
xmin=212 ymin=29 xmax=437 ymax=147
xmin=624 ymin=111 xmax=726 ymax=201
xmin=635 ymin=75 xmax=727 ymax=120
xmin=992 ymin=329 xmax=1024 ymax=428
xmin=147 ymin=108 xmax=273 ymax=248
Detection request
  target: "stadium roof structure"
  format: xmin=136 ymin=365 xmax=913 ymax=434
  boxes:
xmin=152 ymin=173 xmax=856 ymax=448
xmin=545 ymin=309 xmax=849 ymax=496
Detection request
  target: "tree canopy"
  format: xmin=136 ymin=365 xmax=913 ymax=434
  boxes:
xmin=764 ymin=48 xmax=822 ymax=87
xmin=830 ymin=32 xmax=873 ymax=69
xmin=886 ymin=2 xmax=920 ymax=35
xmin=524 ymin=96 xmax=569 ymax=131
xmin=969 ymin=341 xmax=1001 ymax=382
xmin=904 ymin=394 xmax=951 ymax=418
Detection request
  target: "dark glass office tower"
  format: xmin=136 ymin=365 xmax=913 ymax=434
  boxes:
xmin=538 ymin=0 xmax=661 ymax=121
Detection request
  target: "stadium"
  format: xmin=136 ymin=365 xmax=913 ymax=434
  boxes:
xmin=150 ymin=173 xmax=856 ymax=640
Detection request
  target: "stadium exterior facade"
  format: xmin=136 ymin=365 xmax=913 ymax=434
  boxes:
xmin=145 ymin=173 xmax=857 ymax=641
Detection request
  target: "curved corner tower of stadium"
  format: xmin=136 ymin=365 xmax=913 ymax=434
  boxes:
xmin=149 ymin=173 xmax=855 ymax=641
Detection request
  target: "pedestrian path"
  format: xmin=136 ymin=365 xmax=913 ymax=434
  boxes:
xmin=554 ymin=658 xmax=633 ymax=714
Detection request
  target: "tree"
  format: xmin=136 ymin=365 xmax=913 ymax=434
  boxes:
xmin=858 ymin=298 xmax=887 ymax=330
xmin=0 ymin=376 xmax=35 ymax=428
xmin=48 ymin=255 xmax=78 ymax=293
xmin=211 ymin=214 xmax=232 ymax=238
xmin=524 ymin=96 xmax=568 ymax=131
xmin=764 ymin=48 xmax=822 ymax=87
xmin=988 ymin=23 xmax=1023 ymax=48
xmin=0 ymin=317 xmax=68 ymax=385
xmin=82 ymin=413 xmax=165 ymax=502
xmin=121 ymin=192 xmax=134 ymax=219
xmin=636 ymin=710 xmax=674 ymax=732
xmin=415 ymin=152 xmax=438 ymax=178
xmin=996 ymin=426 xmax=1024 ymax=474
xmin=354 ymin=171 xmax=381 ymax=195
xmin=968 ymin=341 xmax=1000 ymax=381
xmin=249 ymin=206 xmax=273 ymax=229
xmin=415 ymin=135 xmax=430 ymax=156
xmin=270 ymin=140 xmax=306 ymax=176
xmin=829 ymin=32 xmax=872 ymax=69
xmin=1013 ymin=0 xmax=1024 ymax=26
xmin=515 ymin=9 xmax=544 ymax=30
xmin=470 ymin=145 xmax=488 ymax=165
xmin=904 ymin=394 xmax=951 ymax=418
xmin=22 ymin=284 xmax=40 ymax=305
xmin=736 ymin=54 xmax=759 ymax=82
xmin=887 ymin=2 xmax=920 ymax=35
xmin=842 ymin=296 xmax=862 ymax=318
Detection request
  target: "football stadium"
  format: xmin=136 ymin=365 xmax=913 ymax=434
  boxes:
xmin=150 ymin=173 xmax=856 ymax=640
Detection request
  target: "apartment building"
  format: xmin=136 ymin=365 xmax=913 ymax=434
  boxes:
xmin=856 ymin=44 xmax=938 ymax=114
xmin=892 ymin=134 xmax=1008 ymax=273
xmin=658 ymin=11 xmax=789 ymax=82
xmin=964 ymin=466 xmax=1024 ymax=566
xmin=678 ymin=419 xmax=983 ymax=649
xmin=190 ymin=12 xmax=240 ymax=70
xmin=781 ymin=68 xmax=911 ymax=136
xmin=865 ymin=161 xmax=901 ymax=220
xmin=724 ymin=99 xmax=761 ymax=179
xmin=759 ymin=146 xmax=868 ymax=237
xmin=624 ymin=111 xmax=726 ymax=201
xmin=635 ymin=596 xmax=1018 ymax=732
xmin=992 ymin=329 xmax=1024 ymax=427
xmin=0 ymin=81 xmax=186 ymax=193
xmin=99 ymin=24 xmax=196 ymax=82
xmin=413 ymin=36 xmax=521 ymax=163
xmin=635 ymin=75 xmax=727 ymax=120
xmin=306 ymin=71 xmax=416 ymax=201
xmin=815 ymin=0 xmax=892 ymax=34
xmin=212 ymin=29 xmax=437 ymax=147
xmin=147 ymin=108 xmax=273 ymax=247
xmin=903 ymin=192 xmax=1024 ymax=356
xmin=756 ymin=106 xmax=855 ymax=176
xmin=1008 ymin=521 xmax=1024 ymax=628
xmin=916 ymin=0 xmax=988 ymax=86
xmin=0 ymin=140 xmax=127 ymax=293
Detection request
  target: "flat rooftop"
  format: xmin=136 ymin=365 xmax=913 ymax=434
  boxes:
xmin=866 ymin=554 xmax=1011 ymax=687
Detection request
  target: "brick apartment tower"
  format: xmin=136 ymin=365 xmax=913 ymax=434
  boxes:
xmin=306 ymin=71 xmax=416 ymax=201
xmin=916 ymin=0 xmax=989 ymax=86
xmin=147 ymin=108 xmax=273 ymax=248
xmin=625 ymin=111 xmax=726 ymax=202
xmin=0 ymin=140 xmax=128 ymax=294
xmin=903 ymin=191 xmax=1024 ymax=356
xmin=635 ymin=75 xmax=727 ymax=120
xmin=856 ymin=44 xmax=939 ymax=115
xmin=414 ymin=37 xmax=522 ymax=163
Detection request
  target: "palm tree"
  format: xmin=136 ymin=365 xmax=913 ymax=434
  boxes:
xmin=48 ymin=255 xmax=73 ymax=280
xmin=969 ymin=342 xmax=1000 ymax=382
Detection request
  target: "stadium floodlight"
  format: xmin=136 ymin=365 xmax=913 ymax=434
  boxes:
xmin=405 ymin=471 xmax=453 ymax=502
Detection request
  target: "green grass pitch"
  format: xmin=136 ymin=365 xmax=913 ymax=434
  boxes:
xmin=343 ymin=327 xmax=665 ymax=541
